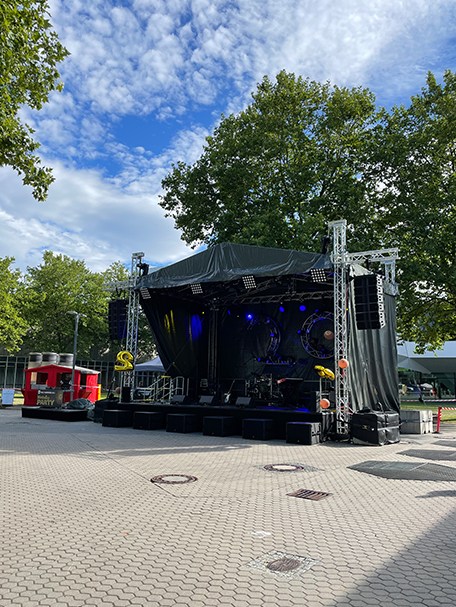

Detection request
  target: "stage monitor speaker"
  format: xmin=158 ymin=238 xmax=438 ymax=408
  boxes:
xmin=108 ymin=299 xmax=128 ymax=341
xmin=171 ymin=395 xmax=191 ymax=405
xmin=353 ymin=274 xmax=386 ymax=330
xmin=121 ymin=386 xmax=131 ymax=402
xmin=235 ymin=397 xmax=253 ymax=408
xmin=199 ymin=395 xmax=217 ymax=406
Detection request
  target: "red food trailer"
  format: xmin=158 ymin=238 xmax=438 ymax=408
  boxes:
xmin=22 ymin=363 xmax=100 ymax=406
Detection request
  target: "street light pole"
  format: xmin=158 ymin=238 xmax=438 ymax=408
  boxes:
xmin=68 ymin=311 xmax=83 ymax=401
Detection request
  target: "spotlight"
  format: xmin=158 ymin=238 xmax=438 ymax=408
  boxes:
xmin=242 ymin=275 xmax=257 ymax=289
xmin=279 ymin=305 xmax=285 ymax=313
xmin=310 ymin=268 xmax=327 ymax=282
xmin=190 ymin=283 xmax=203 ymax=295
xmin=299 ymin=304 xmax=306 ymax=312
xmin=246 ymin=313 xmax=254 ymax=321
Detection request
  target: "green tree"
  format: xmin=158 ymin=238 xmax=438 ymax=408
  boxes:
xmin=20 ymin=251 xmax=109 ymax=357
xmin=160 ymin=71 xmax=378 ymax=252
xmin=0 ymin=0 xmax=69 ymax=201
xmin=366 ymin=70 xmax=456 ymax=350
xmin=160 ymin=69 xmax=456 ymax=350
xmin=0 ymin=257 xmax=27 ymax=352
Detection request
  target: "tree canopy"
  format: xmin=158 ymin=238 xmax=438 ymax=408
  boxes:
xmin=0 ymin=253 xmax=157 ymax=362
xmin=18 ymin=251 xmax=109 ymax=357
xmin=161 ymin=71 xmax=378 ymax=252
xmin=160 ymin=70 xmax=456 ymax=350
xmin=0 ymin=257 xmax=27 ymax=352
xmin=0 ymin=0 xmax=69 ymax=201
xmin=367 ymin=70 xmax=456 ymax=349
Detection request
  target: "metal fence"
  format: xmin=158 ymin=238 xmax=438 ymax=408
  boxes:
xmin=0 ymin=355 xmax=116 ymax=390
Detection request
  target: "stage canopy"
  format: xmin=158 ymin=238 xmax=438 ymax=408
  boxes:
xmin=138 ymin=242 xmax=399 ymax=412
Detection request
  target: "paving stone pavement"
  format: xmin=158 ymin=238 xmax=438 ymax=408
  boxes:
xmin=1 ymin=407 xmax=456 ymax=607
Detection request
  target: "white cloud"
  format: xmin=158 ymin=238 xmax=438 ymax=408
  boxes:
xmin=3 ymin=0 xmax=454 ymax=275
xmin=38 ymin=0 xmax=456 ymax=133
xmin=0 ymin=161 xmax=195 ymax=273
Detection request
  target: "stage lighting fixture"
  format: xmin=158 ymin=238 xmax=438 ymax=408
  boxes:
xmin=279 ymin=305 xmax=285 ymax=313
xmin=140 ymin=288 xmax=151 ymax=299
xmin=310 ymin=268 xmax=327 ymax=282
xmin=246 ymin=313 xmax=254 ymax=320
xmin=190 ymin=283 xmax=203 ymax=295
xmin=242 ymin=275 xmax=257 ymax=289
xmin=299 ymin=304 xmax=306 ymax=312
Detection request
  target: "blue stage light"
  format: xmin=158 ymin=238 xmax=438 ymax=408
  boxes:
xmin=279 ymin=305 xmax=285 ymax=313
xmin=246 ymin=313 xmax=253 ymax=320
xmin=299 ymin=304 xmax=306 ymax=312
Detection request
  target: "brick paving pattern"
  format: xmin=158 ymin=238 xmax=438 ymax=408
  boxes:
xmin=1 ymin=408 xmax=456 ymax=606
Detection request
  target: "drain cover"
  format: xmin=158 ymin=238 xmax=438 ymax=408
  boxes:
xmin=400 ymin=449 xmax=456 ymax=461
xmin=267 ymin=557 xmax=301 ymax=572
xmin=349 ymin=460 xmax=456 ymax=481
xmin=150 ymin=474 xmax=197 ymax=484
xmin=264 ymin=463 xmax=317 ymax=472
xmin=248 ymin=551 xmax=319 ymax=578
xmin=287 ymin=489 xmax=331 ymax=500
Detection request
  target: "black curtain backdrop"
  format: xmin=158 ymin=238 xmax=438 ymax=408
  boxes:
xmin=139 ymin=243 xmax=399 ymax=411
xmin=349 ymin=289 xmax=399 ymax=412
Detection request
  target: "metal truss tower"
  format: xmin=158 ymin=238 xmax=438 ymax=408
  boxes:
xmin=328 ymin=220 xmax=351 ymax=436
xmin=328 ymin=220 xmax=399 ymax=436
xmin=122 ymin=252 xmax=144 ymax=389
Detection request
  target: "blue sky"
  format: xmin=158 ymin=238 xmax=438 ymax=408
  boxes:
xmin=0 ymin=0 xmax=455 ymax=273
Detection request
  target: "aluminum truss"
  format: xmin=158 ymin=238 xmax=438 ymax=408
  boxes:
xmin=328 ymin=220 xmax=351 ymax=436
xmin=121 ymin=252 xmax=144 ymax=389
xmin=328 ymin=220 xmax=399 ymax=436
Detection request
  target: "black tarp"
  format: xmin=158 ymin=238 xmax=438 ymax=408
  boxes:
xmin=138 ymin=242 xmax=399 ymax=412
xmin=140 ymin=242 xmax=329 ymax=288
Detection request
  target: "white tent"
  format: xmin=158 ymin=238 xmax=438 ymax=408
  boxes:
xmin=397 ymin=341 xmax=456 ymax=374
xmin=135 ymin=357 xmax=165 ymax=373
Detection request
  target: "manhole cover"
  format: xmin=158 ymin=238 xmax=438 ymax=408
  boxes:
xmin=400 ymin=449 xmax=456 ymax=461
xmin=248 ymin=551 xmax=319 ymax=578
xmin=349 ymin=460 xmax=456 ymax=481
xmin=287 ymin=489 xmax=331 ymax=500
xmin=150 ymin=474 xmax=198 ymax=484
xmin=264 ymin=463 xmax=310 ymax=472
xmin=267 ymin=557 xmax=301 ymax=572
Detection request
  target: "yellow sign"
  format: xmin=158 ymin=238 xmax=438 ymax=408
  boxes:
xmin=115 ymin=350 xmax=134 ymax=371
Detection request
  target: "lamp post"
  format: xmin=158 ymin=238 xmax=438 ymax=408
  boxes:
xmin=68 ymin=311 xmax=84 ymax=401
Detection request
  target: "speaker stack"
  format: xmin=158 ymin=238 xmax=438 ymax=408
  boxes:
xmin=108 ymin=299 xmax=128 ymax=341
xmin=353 ymin=274 xmax=386 ymax=330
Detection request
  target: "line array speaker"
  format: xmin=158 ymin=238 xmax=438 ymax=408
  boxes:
xmin=353 ymin=274 xmax=386 ymax=330
xmin=108 ymin=299 xmax=128 ymax=341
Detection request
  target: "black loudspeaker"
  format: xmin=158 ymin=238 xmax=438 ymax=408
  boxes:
xmin=235 ymin=397 xmax=253 ymax=408
xmin=170 ymin=395 xmax=191 ymax=405
xmin=108 ymin=299 xmax=128 ymax=340
xmin=203 ymin=416 xmax=238 ymax=436
xmin=286 ymin=422 xmax=321 ymax=445
xmin=353 ymin=275 xmax=386 ymax=330
xmin=199 ymin=395 xmax=217 ymax=406
xmin=121 ymin=386 xmax=131 ymax=402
